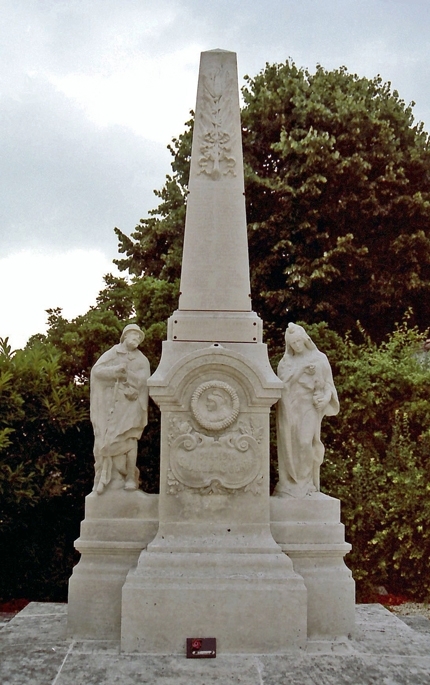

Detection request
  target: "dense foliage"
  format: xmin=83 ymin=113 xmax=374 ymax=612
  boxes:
xmin=0 ymin=287 xmax=162 ymax=601
xmin=0 ymin=336 xmax=91 ymax=600
xmin=242 ymin=63 xmax=430 ymax=344
xmin=1 ymin=60 xmax=430 ymax=604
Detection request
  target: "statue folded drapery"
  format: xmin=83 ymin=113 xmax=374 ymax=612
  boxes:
xmin=274 ymin=323 xmax=339 ymax=498
xmin=90 ymin=324 xmax=150 ymax=494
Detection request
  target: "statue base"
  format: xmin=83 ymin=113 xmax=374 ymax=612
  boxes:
xmin=270 ymin=492 xmax=355 ymax=640
xmin=67 ymin=490 xmax=158 ymax=639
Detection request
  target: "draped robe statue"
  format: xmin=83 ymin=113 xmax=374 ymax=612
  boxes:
xmin=274 ymin=323 xmax=339 ymax=498
xmin=90 ymin=324 xmax=150 ymax=494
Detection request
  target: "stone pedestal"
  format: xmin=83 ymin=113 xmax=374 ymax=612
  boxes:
xmin=122 ymin=552 xmax=306 ymax=654
xmin=270 ymin=493 xmax=355 ymax=640
xmin=121 ymin=342 xmax=307 ymax=653
xmin=68 ymin=490 xmax=158 ymax=639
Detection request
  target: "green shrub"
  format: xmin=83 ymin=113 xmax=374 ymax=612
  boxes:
xmin=1 ymin=314 xmax=429 ymax=603
xmin=300 ymin=319 xmax=430 ymax=600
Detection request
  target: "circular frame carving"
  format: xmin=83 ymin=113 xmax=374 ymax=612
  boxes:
xmin=191 ymin=380 xmax=240 ymax=431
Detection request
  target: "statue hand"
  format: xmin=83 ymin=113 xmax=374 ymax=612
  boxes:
xmin=124 ymin=388 xmax=138 ymax=401
xmin=116 ymin=365 xmax=127 ymax=381
xmin=313 ymin=391 xmax=330 ymax=410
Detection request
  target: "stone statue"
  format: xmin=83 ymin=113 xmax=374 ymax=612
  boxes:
xmin=90 ymin=324 xmax=150 ymax=494
xmin=274 ymin=323 xmax=339 ymax=498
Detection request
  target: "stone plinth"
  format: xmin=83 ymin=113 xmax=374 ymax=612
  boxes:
xmin=68 ymin=490 xmax=158 ymax=639
xmin=122 ymin=552 xmax=306 ymax=654
xmin=121 ymin=342 xmax=307 ymax=653
xmin=270 ymin=492 xmax=355 ymax=640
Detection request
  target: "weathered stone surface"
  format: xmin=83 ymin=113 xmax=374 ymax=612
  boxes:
xmin=68 ymin=490 xmax=158 ymax=640
xmin=121 ymin=341 xmax=307 ymax=653
xmin=3 ymin=603 xmax=430 ymax=685
xmin=68 ymin=321 xmax=155 ymax=640
xmin=271 ymin=493 xmax=355 ymax=640
xmin=178 ymin=49 xmax=251 ymax=314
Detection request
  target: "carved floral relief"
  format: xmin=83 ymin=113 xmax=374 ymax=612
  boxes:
xmin=196 ymin=67 xmax=237 ymax=180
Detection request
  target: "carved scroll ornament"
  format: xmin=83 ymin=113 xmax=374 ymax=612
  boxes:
xmin=167 ymin=415 xmax=264 ymax=495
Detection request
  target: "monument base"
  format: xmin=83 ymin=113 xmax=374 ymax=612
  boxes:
xmin=121 ymin=544 xmax=307 ymax=654
xmin=270 ymin=492 xmax=355 ymax=640
xmin=67 ymin=490 xmax=158 ymax=640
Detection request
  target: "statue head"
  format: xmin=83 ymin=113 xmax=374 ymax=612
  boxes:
xmin=284 ymin=323 xmax=315 ymax=355
xmin=120 ymin=324 xmax=145 ymax=345
xmin=206 ymin=389 xmax=226 ymax=412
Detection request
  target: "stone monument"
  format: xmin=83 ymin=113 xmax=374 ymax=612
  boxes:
xmin=120 ymin=49 xmax=308 ymax=654
xmin=68 ymin=48 xmax=355 ymax=652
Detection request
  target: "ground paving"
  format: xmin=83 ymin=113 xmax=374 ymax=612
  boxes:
xmin=1 ymin=602 xmax=429 ymax=684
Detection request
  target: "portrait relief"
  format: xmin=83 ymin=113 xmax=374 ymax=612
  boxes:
xmin=191 ymin=380 xmax=240 ymax=431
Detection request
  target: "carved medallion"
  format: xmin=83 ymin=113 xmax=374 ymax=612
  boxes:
xmin=191 ymin=381 xmax=240 ymax=431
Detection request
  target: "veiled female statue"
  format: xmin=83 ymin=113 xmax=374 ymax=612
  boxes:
xmin=90 ymin=324 xmax=150 ymax=494
xmin=274 ymin=323 xmax=339 ymax=498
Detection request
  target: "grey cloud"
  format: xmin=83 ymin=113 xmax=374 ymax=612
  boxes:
xmin=1 ymin=0 xmax=430 ymax=262
xmin=0 ymin=77 xmax=171 ymax=257
xmin=141 ymin=0 xmax=430 ymax=126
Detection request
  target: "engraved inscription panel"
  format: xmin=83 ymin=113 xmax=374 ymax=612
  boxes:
xmin=170 ymin=430 xmax=261 ymax=490
xmin=167 ymin=413 xmax=264 ymax=494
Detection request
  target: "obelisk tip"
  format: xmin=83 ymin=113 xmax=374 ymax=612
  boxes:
xmin=204 ymin=48 xmax=236 ymax=54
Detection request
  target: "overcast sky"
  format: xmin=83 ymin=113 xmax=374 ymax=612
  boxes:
xmin=1 ymin=0 xmax=430 ymax=349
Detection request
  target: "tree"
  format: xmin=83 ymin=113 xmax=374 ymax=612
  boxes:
xmin=0 ymin=336 xmax=92 ymax=600
xmin=0 ymin=282 xmax=165 ymax=602
xmin=114 ymin=121 xmax=192 ymax=283
xmin=115 ymin=62 xmax=430 ymax=346
xmin=242 ymin=62 xmax=430 ymax=344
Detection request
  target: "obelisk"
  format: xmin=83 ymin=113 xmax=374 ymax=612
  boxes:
xmin=121 ymin=50 xmax=308 ymax=654
xmin=168 ymin=49 xmax=262 ymax=344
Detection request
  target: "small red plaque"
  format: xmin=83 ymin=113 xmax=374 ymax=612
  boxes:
xmin=186 ymin=637 xmax=216 ymax=658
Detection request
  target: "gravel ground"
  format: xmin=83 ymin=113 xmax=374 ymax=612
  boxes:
xmin=389 ymin=602 xmax=430 ymax=619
